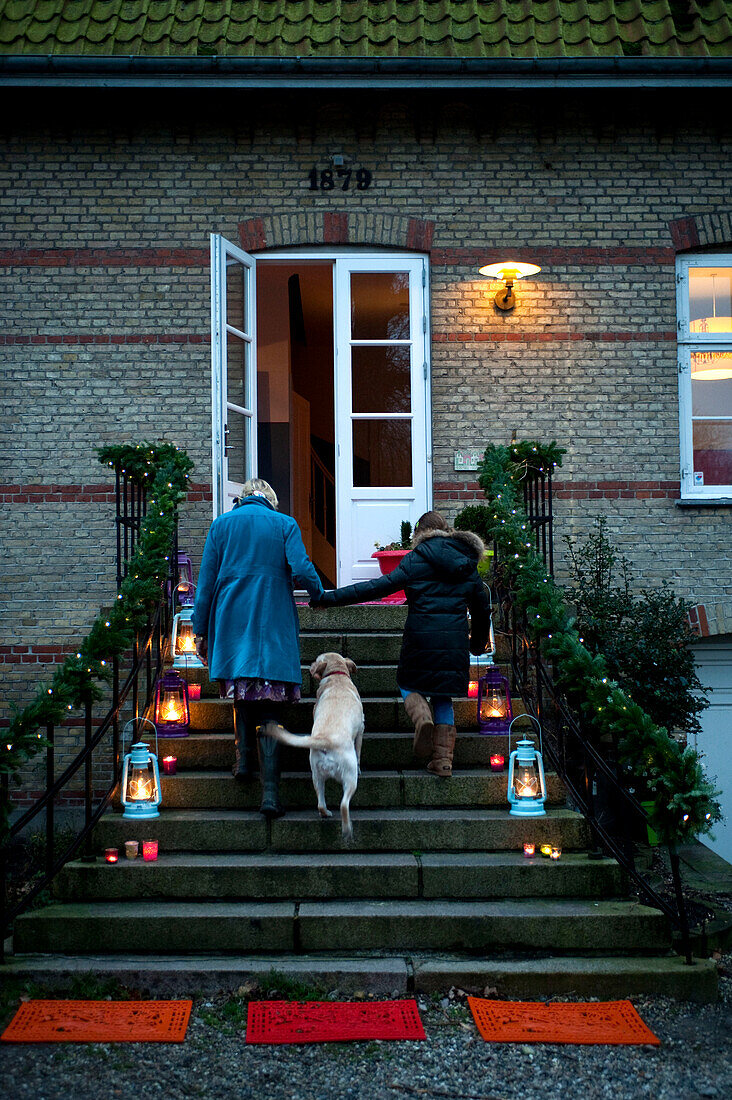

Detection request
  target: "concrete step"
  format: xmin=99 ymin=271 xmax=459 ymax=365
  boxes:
xmin=3 ymin=952 xmax=716 ymax=1002
xmin=13 ymin=898 xmax=668 ymax=956
xmin=297 ymin=606 xmax=407 ymax=631
xmin=150 ymin=770 xmax=566 ymax=811
xmin=159 ymin=731 xmax=517 ymax=771
xmin=93 ymin=807 xmax=589 ymax=854
xmin=188 ymin=696 xmax=526 ymax=733
xmin=52 ymin=851 xmax=624 ymax=903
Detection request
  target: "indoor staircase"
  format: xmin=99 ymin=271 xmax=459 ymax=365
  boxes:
xmin=10 ymin=606 xmax=717 ymax=1000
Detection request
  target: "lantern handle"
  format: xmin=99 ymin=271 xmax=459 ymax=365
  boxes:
xmin=121 ymin=715 xmax=158 ymax=759
xmin=508 ymin=713 xmax=543 ymax=757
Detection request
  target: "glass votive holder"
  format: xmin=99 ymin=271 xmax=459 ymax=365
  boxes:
xmin=163 ymin=755 xmax=177 ymax=775
xmin=540 ymin=844 xmax=552 ymax=858
xmin=142 ymin=839 xmax=159 ymax=862
xmin=124 ymin=840 xmax=139 ymax=861
xmin=188 ymin=683 xmax=201 ymax=700
xmin=489 ymin=754 xmax=505 ymax=772
xmin=104 ymin=847 xmax=119 ymax=864
xmin=523 ymin=843 xmax=535 ymax=858
xmin=550 ymin=847 xmax=562 ymax=861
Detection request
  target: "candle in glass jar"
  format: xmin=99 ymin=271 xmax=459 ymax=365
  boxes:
xmin=104 ymin=848 xmax=119 ymax=864
xmin=490 ymin=753 xmax=505 ymax=772
xmin=523 ymin=842 xmax=535 ymax=858
xmin=540 ymin=843 xmax=552 ymax=858
xmin=142 ymin=839 xmax=159 ymax=862
xmin=550 ymin=847 xmax=562 ymax=861
xmin=163 ymin=755 xmax=177 ymax=775
xmin=188 ymin=683 xmax=201 ymax=700
xmin=125 ymin=840 xmax=139 ymax=860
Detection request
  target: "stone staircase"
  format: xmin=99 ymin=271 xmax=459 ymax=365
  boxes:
xmin=9 ymin=606 xmax=717 ymax=1000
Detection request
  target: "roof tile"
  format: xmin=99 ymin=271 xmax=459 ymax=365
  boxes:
xmin=1 ymin=0 xmax=732 ymax=58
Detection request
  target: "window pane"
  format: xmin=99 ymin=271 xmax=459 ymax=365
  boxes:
xmin=689 ymin=267 xmax=732 ymax=334
xmin=692 ymin=420 xmax=732 ymax=487
xmin=352 ymin=345 xmax=411 ymax=413
xmin=227 ymin=333 xmax=250 ymax=409
xmin=692 ymin=375 xmax=732 ymax=417
xmin=226 ymin=411 xmax=250 ymax=485
xmin=353 ymin=420 xmax=412 ymax=487
xmin=351 ymin=272 xmax=410 ymax=340
xmin=226 ymin=259 xmax=249 ymax=335
xmin=690 ymin=351 xmax=732 ymax=385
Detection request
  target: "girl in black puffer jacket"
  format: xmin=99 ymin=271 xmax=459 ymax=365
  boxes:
xmin=313 ymin=512 xmax=491 ymax=777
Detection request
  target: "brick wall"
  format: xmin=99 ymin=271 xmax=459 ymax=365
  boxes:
xmin=2 ymin=89 xmax=731 ymax=756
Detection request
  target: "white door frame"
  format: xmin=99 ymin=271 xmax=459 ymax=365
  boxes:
xmin=212 ymin=244 xmax=433 ymax=582
xmin=210 ymin=233 xmax=258 ymax=515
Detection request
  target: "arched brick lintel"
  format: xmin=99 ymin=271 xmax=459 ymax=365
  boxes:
xmin=688 ymin=599 xmax=732 ymax=639
xmin=239 ymin=212 xmax=435 ymax=253
xmin=669 ymin=211 xmax=732 ymax=252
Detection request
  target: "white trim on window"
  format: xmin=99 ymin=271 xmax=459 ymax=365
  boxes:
xmin=676 ymin=253 xmax=732 ymax=500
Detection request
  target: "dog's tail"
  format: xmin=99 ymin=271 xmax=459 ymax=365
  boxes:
xmin=260 ymin=724 xmax=320 ymax=749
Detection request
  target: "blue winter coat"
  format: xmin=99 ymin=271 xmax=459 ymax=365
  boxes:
xmin=191 ymin=496 xmax=323 ymax=683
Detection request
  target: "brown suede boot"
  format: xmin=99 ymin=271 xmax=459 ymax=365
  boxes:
xmin=428 ymin=724 xmax=456 ymax=777
xmin=404 ymin=692 xmax=434 ymax=760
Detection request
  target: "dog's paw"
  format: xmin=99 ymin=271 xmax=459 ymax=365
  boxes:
xmin=318 ymin=806 xmax=333 ymax=818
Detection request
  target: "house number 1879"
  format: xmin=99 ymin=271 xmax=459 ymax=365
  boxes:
xmin=308 ymin=167 xmax=372 ymax=191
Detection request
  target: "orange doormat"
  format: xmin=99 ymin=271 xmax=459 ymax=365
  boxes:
xmin=1 ymin=1000 xmax=192 ymax=1043
xmin=468 ymin=998 xmax=660 ymax=1046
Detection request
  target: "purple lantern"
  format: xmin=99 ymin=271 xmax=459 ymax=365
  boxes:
xmin=477 ymin=661 xmax=513 ymax=735
xmin=154 ymin=669 xmax=191 ymax=737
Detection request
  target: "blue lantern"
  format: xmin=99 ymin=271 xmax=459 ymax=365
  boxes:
xmin=507 ymin=715 xmax=547 ymax=818
xmin=121 ymin=718 xmax=162 ymax=820
xmin=171 ymin=606 xmax=204 ymax=668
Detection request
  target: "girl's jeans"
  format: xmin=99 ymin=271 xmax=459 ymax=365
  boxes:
xmin=398 ymin=686 xmax=455 ymax=725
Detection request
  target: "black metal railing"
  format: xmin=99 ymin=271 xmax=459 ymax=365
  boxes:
xmin=494 ymin=468 xmax=693 ymax=963
xmin=0 ymin=480 xmax=177 ymax=959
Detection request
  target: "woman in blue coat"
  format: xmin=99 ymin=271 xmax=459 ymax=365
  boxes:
xmin=192 ymin=479 xmax=323 ymax=817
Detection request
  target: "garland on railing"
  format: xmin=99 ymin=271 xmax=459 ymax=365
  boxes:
xmin=455 ymin=441 xmax=721 ymax=845
xmin=1 ymin=443 xmax=193 ymax=835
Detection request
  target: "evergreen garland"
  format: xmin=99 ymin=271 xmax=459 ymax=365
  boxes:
xmin=1 ymin=443 xmax=193 ymax=837
xmin=455 ymin=441 xmax=721 ymax=845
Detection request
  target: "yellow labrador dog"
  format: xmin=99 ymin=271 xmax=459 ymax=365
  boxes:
xmin=263 ymin=652 xmax=364 ymax=840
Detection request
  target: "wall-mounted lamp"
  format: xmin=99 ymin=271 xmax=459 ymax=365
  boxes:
xmin=478 ymin=260 xmax=541 ymax=311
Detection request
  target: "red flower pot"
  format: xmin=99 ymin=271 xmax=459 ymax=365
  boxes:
xmin=372 ymin=549 xmax=409 ymax=604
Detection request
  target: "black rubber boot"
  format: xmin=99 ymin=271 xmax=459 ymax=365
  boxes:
xmin=232 ymin=701 xmax=256 ymax=781
xmin=257 ymin=723 xmax=284 ymax=818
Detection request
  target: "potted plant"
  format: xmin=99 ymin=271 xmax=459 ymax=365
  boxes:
xmin=372 ymin=521 xmax=412 ymax=604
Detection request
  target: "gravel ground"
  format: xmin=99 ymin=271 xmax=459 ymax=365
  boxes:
xmin=1 ymin=962 xmax=730 ymax=1100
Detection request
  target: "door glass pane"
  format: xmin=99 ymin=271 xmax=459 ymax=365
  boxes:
xmin=226 ymin=410 xmax=250 ymax=486
xmin=353 ymin=420 xmax=412 ymax=487
xmin=689 ymin=268 xmax=732 ymax=334
xmin=691 ymin=351 xmax=732 ymax=386
xmin=227 ymin=333 xmax=249 ymax=409
xmin=351 ymin=272 xmax=410 ymax=340
xmin=226 ymin=259 xmax=248 ymax=335
xmin=352 ymin=345 xmax=411 ymax=413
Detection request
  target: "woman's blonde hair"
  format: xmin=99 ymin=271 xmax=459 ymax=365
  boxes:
xmin=240 ymin=478 xmax=279 ymax=509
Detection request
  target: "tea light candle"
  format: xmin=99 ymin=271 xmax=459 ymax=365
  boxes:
xmin=550 ymin=847 xmax=562 ymax=861
xmin=523 ymin=842 xmax=535 ymax=858
xmin=188 ymin=683 xmax=201 ymax=700
xmin=104 ymin=848 xmax=119 ymax=864
xmin=142 ymin=839 xmax=159 ymax=862
xmin=490 ymin=753 xmax=505 ymax=772
xmin=125 ymin=840 xmax=139 ymax=860
xmin=540 ymin=843 xmax=552 ymax=858
xmin=163 ymin=755 xmax=177 ymax=775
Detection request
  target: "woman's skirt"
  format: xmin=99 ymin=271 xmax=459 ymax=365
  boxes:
xmin=219 ymin=678 xmax=301 ymax=704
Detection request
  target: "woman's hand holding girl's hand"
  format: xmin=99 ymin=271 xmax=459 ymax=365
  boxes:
xmin=310 ymin=591 xmax=335 ymax=608
xmin=195 ymin=635 xmax=208 ymax=660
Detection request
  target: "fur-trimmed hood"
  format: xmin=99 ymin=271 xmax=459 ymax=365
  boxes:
xmin=410 ymin=526 xmax=486 ymax=580
xmin=412 ymin=526 xmax=486 ymax=559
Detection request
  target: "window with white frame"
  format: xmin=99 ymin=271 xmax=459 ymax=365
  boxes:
xmin=676 ymin=254 xmax=732 ymax=498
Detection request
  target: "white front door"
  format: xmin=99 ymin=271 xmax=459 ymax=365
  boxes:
xmin=210 ymin=234 xmax=257 ymax=515
xmin=334 ymin=255 xmax=431 ymax=585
